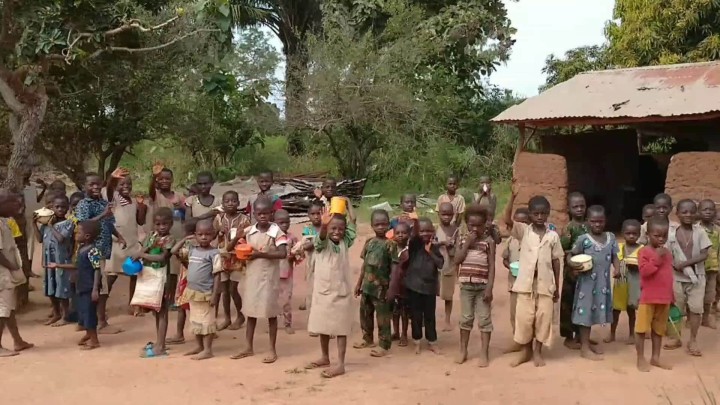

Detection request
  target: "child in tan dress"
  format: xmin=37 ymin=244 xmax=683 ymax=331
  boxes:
xmin=436 ymin=202 xmax=459 ymax=332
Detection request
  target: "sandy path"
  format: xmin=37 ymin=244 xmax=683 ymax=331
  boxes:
xmin=3 ymin=223 xmax=720 ymax=405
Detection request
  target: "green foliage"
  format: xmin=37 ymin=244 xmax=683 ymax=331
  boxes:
xmin=541 ymin=45 xmax=611 ymax=90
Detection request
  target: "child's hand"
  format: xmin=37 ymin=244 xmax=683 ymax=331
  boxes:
xmin=91 ymin=289 xmax=99 ymax=302
xmin=248 ymin=249 xmax=262 ymax=260
xmin=117 ymin=236 xmax=127 ymax=249
xmin=483 ymin=289 xmax=493 ymax=303
xmin=466 ymin=230 xmax=478 ymax=244
xmin=313 ymin=188 xmax=322 ymax=199
xmin=152 ymin=162 xmax=164 ymax=176
xmin=135 ymin=194 xmax=145 ymax=205
xmin=657 ymin=247 xmax=668 ymax=257
xmin=111 ymin=167 xmax=130 ymax=179
xmin=612 ymin=268 xmax=621 ymax=278
xmin=354 ymin=284 xmax=362 ymax=298
xmin=48 ymin=262 xmax=57 ymax=269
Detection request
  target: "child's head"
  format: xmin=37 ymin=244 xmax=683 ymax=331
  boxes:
xmin=155 ymin=168 xmax=174 ymax=191
xmin=257 ymin=171 xmax=274 ymax=193
xmin=117 ymin=176 xmax=133 ymax=198
xmin=586 ymin=205 xmax=606 ymax=235
xmin=464 ymin=204 xmax=489 ymax=236
xmin=479 ymin=175 xmax=492 ymax=190
xmin=445 ymin=175 xmax=459 ymax=195
xmin=567 ymin=192 xmax=586 ymax=221
xmin=308 ymin=201 xmax=323 ymax=227
xmin=676 ymin=199 xmax=697 ymax=226
xmin=196 ymin=171 xmax=214 ymax=197
xmin=194 ymin=219 xmax=216 ymax=248
xmin=438 ymin=202 xmax=454 ymax=226
xmin=0 ymin=190 xmax=20 ymax=218
xmin=275 ymin=209 xmax=291 ymax=233
xmin=527 ymin=195 xmax=551 ymax=227
xmin=400 ymin=193 xmax=416 ymax=213
xmin=646 ymin=217 xmax=669 ymax=248
xmin=253 ymin=197 xmax=273 ymax=226
xmin=513 ymin=207 xmax=530 ymax=224
xmin=622 ymin=219 xmax=641 ymax=245
xmin=77 ymin=220 xmax=100 ymax=245
xmin=699 ymin=199 xmax=716 ymax=225
xmin=222 ymin=191 xmax=240 ymax=214
xmin=50 ymin=195 xmax=70 ymax=219
xmin=394 ymin=222 xmax=410 ymax=246
xmin=418 ymin=217 xmax=435 ymax=243
xmin=153 ymin=207 xmax=174 ymax=236
xmin=49 ymin=180 xmax=67 ymax=194
xmin=641 ymin=204 xmax=656 ymax=223
xmin=653 ymin=193 xmax=673 ymax=219
xmin=69 ymin=192 xmax=84 ymax=211
xmin=183 ymin=217 xmax=199 ymax=237
xmin=45 ymin=190 xmax=61 ymax=208
xmin=327 ymin=214 xmax=347 ymax=244
xmin=370 ymin=209 xmax=390 ymax=238
xmin=84 ymin=172 xmax=103 ymax=199
xmin=321 ymin=178 xmax=337 ymax=199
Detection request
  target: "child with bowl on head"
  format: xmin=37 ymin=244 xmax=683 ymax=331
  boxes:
xmin=607 ymin=219 xmax=643 ymax=344
xmin=168 ymin=218 xmax=199 ymax=346
xmin=698 ymin=199 xmax=719 ymax=328
xmin=232 ymin=197 xmax=288 ymax=363
xmin=568 ymin=205 xmax=619 ymax=361
xmin=388 ymin=222 xmax=411 ymax=346
xmin=354 ymin=209 xmax=396 ymax=357
xmin=213 ymin=191 xmax=251 ymax=331
xmin=178 ymin=219 xmax=221 ymax=360
xmin=274 ymin=209 xmax=298 ymax=334
xmin=131 ymin=207 xmax=176 ymax=358
xmin=185 ymin=172 xmax=216 ymax=219
xmin=315 ymin=177 xmax=356 ymax=224
xmin=454 ymin=204 xmax=495 ymax=367
xmin=299 ymin=201 xmax=323 ymax=313
xmin=635 ymin=217 xmax=674 ymax=372
xmin=305 ymin=211 xmax=356 ymax=378
xmin=436 ymin=175 xmax=465 ymax=227
xmin=436 ymin=202 xmax=460 ymax=332
xmin=501 ymin=207 xmax=529 ymax=352
xmin=503 ymin=194 xmax=563 ymax=367
xmin=559 ymin=191 xmax=589 ymax=350
xmin=665 ymin=199 xmax=711 ymax=356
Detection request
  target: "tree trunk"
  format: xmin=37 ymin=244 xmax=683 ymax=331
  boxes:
xmin=1 ymin=91 xmax=48 ymax=191
xmin=284 ymin=38 xmax=309 ymax=156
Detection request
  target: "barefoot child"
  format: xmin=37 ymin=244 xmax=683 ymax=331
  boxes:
xmin=232 ymin=198 xmax=287 ymax=363
xmin=0 ymin=190 xmax=34 ymax=357
xmin=560 ymin=192 xmax=589 ymax=349
xmin=665 ymin=199 xmax=711 ymax=356
xmin=306 ymin=213 xmax=356 ymax=378
xmin=177 ymin=219 xmax=221 ymax=360
xmin=354 ymin=209 xmax=396 ymax=356
xmin=35 ymin=194 xmax=74 ymax=326
xmin=388 ymin=222 xmax=411 ymax=346
xmin=608 ymin=219 xmax=643 ymax=344
xmin=131 ymin=207 xmax=176 ymax=357
xmin=635 ymin=217 xmax=674 ymax=372
xmin=274 ymin=209 xmax=298 ymax=334
xmin=168 ymin=218 xmax=199 ymax=345
xmin=698 ymin=199 xmax=719 ymax=328
xmin=436 ymin=175 xmax=466 ymax=227
xmin=213 ymin=191 xmax=250 ymax=331
xmin=569 ymin=205 xmax=619 ymax=361
xmin=299 ymin=201 xmax=323 ymax=313
xmin=185 ymin=172 xmax=217 ymax=219
xmin=501 ymin=207 xmax=529 ymax=350
xmin=503 ymin=195 xmax=562 ymax=367
xmin=436 ymin=202 xmax=460 ymax=332
xmin=454 ymin=204 xmax=495 ymax=367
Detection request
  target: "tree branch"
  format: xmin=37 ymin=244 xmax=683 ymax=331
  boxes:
xmin=104 ymin=16 xmax=180 ymax=36
xmin=87 ymin=29 xmax=220 ymax=60
xmin=0 ymin=70 xmax=24 ymax=114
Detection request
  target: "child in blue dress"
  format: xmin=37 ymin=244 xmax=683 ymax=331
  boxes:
xmin=569 ymin=205 xmax=620 ymax=361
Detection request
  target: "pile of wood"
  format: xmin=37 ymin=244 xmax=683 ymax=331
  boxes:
xmin=276 ymin=177 xmax=367 ymax=215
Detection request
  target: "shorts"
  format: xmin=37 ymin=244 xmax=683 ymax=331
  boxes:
xmin=77 ymin=292 xmax=98 ymax=330
xmin=189 ymin=299 xmax=216 ymax=336
xmin=705 ymin=271 xmax=717 ymax=305
xmin=0 ymin=287 xmax=16 ymax=318
xmin=459 ymin=283 xmax=492 ymax=332
xmin=513 ymin=291 xmax=554 ymax=345
xmin=220 ymin=271 xmax=243 ymax=283
xmin=634 ymin=303 xmax=670 ymax=336
xmin=674 ymin=278 xmax=705 ymax=315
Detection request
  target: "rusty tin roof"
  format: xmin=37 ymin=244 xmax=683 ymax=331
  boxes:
xmin=492 ymin=61 xmax=720 ymax=127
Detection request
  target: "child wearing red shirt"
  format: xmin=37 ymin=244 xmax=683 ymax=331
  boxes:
xmin=635 ymin=217 xmax=674 ymax=372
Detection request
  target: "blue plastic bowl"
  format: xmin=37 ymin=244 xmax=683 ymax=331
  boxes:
xmin=122 ymin=257 xmax=143 ymax=275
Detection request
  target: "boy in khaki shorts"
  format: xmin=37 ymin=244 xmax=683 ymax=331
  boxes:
xmin=698 ymin=199 xmax=719 ymax=327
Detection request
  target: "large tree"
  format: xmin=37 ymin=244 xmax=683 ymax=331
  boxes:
xmin=541 ymin=45 xmax=611 ymax=90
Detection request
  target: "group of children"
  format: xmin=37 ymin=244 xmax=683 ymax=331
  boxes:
xmin=2 ymin=169 xmax=719 ymax=376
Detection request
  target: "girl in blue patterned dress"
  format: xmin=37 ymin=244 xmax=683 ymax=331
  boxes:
xmin=569 ymin=205 xmax=620 ymax=361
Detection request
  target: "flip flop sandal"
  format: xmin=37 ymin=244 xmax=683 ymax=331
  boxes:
xmin=304 ymin=361 xmax=330 ymax=370
xmin=166 ymin=337 xmax=186 ymax=345
xmin=140 ymin=342 xmax=168 ymax=358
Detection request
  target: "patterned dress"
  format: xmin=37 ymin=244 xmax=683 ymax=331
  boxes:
xmin=571 ymin=233 xmax=617 ymax=327
xmin=559 ymin=221 xmax=589 ymax=339
xmin=75 ymin=197 xmax=115 ymax=259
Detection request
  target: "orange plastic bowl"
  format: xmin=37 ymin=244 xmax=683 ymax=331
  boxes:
xmin=235 ymin=244 xmax=253 ymax=260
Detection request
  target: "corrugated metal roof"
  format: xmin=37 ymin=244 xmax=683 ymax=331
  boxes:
xmin=492 ymin=61 xmax=720 ymax=126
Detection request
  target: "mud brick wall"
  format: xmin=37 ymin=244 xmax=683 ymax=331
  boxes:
xmin=513 ymin=152 xmax=569 ymax=230
xmin=666 ymin=152 xmax=720 ymax=205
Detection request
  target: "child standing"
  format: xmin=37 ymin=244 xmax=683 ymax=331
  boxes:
xmin=35 ymin=195 xmax=75 ymax=326
xmin=607 ymin=219 xmax=643 ymax=343
xmin=316 ymin=177 xmax=356 ymax=223
xmin=635 ymin=217 xmax=674 ymax=372
xmin=131 ymin=207 xmax=176 ymax=358
xmin=299 ymin=201 xmax=323 ymax=313
xmin=665 ymin=199 xmax=712 ymax=356
xmin=185 ymin=172 xmax=217 ymax=219
xmin=436 ymin=175 xmax=465 ymax=227
xmin=306 ymin=213 xmax=356 ymax=378
xmin=274 ymin=209 xmax=298 ymax=334
xmin=232 ymin=198 xmax=288 ymax=363
xmin=640 ymin=194 xmax=678 ymax=245
xmin=246 ymin=171 xmax=283 ymax=223
xmin=354 ymin=209 xmax=396 ymax=357
xmin=213 ymin=191 xmax=251 ymax=331
xmin=388 ymin=222 xmax=411 ymax=346
xmin=179 ymin=219 xmax=221 ymax=360
xmin=501 ymin=207 xmax=529 ymax=351
xmin=503 ymin=195 xmax=562 ymax=367
xmin=454 ymin=204 xmax=495 ymax=367
xmin=698 ymin=199 xmax=719 ymax=328
xmin=390 ymin=194 xmax=417 ymax=231
xmin=473 ymin=176 xmax=497 ymax=217
xmin=560 ymin=191 xmax=589 ymax=349
xmin=569 ymin=205 xmax=619 ymax=361
xmin=436 ymin=202 xmax=459 ymax=332
xmin=168 ymin=218 xmax=199 ymax=345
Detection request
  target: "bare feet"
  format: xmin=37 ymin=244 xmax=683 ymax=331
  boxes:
xmin=51 ymin=319 xmax=69 ymax=327
xmin=309 ymin=332 xmax=319 ymax=337
xmin=98 ymin=324 xmax=123 ymax=335
xmin=563 ymin=338 xmax=581 ymax=350
xmin=701 ymin=317 xmax=717 ymax=329
xmin=284 ymin=327 xmax=295 ymax=335
xmin=305 ymin=359 xmax=330 ymax=369
xmin=399 ymin=336 xmax=408 ymax=347
xmin=510 ymin=346 xmax=532 ymax=367
xmin=321 ymin=365 xmax=345 ymax=378
xmin=625 ymin=337 xmax=635 ymax=345
xmin=477 ymin=352 xmax=489 ymax=368
xmin=80 ymin=342 xmax=100 ymax=350
xmin=44 ymin=315 xmax=61 ymax=326
xmin=184 ymin=346 xmax=203 ymax=356
xmin=589 ymin=344 xmax=604 ymax=355
xmin=663 ymin=339 xmax=682 ymax=350
xmin=414 ymin=340 xmax=421 ymax=354
xmin=14 ymin=341 xmax=34 ymax=352
xmin=686 ymin=341 xmax=702 ymax=357
xmin=580 ymin=347 xmax=603 ymax=361
xmin=78 ymin=335 xmax=91 ymax=346
xmin=262 ymin=353 xmax=278 ymax=364
xmin=217 ymin=319 xmax=231 ymax=331
xmin=166 ymin=336 xmax=186 ymax=345
xmin=650 ymin=358 xmax=673 ymax=370
xmin=503 ymin=342 xmax=522 ymax=354
xmin=441 ymin=323 xmax=453 ymax=332
xmin=455 ymin=350 xmax=468 ymax=364
xmin=603 ymin=333 xmax=615 ymax=343
xmin=428 ymin=343 xmax=441 ymax=355
xmin=589 ymin=338 xmax=599 ymax=345
xmin=228 ymin=315 xmax=245 ymax=330
xmin=0 ymin=348 xmax=18 ymax=357
xmin=133 ymin=307 xmax=145 ymax=317
xmin=191 ymin=351 xmax=213 ymax=360
xmin=370 ymin=348 xmax=388 ymax=357
xmin=353 ymin=340 xmax=376 ymax=349
xmin=533 ymin=351 xmax=546 ymax=367
xmin=230 ymin=349 xmax=254 ymax=360
xmin=636 ymin=357 xmax=651 ymax=372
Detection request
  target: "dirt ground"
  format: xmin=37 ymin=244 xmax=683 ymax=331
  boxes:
xmin=4 ymin=223 xmax=720 ymax=405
